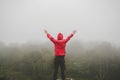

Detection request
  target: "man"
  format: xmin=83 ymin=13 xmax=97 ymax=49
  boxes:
xmin=44 ymin=30 xmax=76 ymax=80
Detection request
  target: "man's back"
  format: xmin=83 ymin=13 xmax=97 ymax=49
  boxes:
xmin=47 ymin=33 xmax=73 ymax=56
xmin=54 ymin=40 xmax=66 ymax=56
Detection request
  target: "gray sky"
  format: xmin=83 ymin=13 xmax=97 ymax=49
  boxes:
xmin=0 ymin=0 xmax=120 ymax=45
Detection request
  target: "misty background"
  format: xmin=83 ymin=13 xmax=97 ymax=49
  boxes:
xmin=0 ymin=0 xmax=120 ymax=45
xmin=0 ymin=0 xmax=120 ymax=80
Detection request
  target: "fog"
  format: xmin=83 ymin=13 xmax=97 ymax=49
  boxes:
xmin=0 ymin=1 xmax=120 ymax=79
xmin=0 ymin=0 xmax=120 ymax=45
xmin=0 ymin=39 xmax=120 ymax=80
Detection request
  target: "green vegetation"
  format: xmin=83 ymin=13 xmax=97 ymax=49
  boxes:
xmin=0 ymin=41 xmax=120 ymax=80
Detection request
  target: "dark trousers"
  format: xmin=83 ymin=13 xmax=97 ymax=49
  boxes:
xmin=53 ymin=56 xmax=65 ymax=80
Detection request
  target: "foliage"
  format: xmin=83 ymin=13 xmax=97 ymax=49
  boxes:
xmin=0 ymin=41 xmax=120 ymax=80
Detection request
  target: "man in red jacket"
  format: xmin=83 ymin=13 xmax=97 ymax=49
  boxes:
xmin=44 ymin=30 xmax=76 ymax=80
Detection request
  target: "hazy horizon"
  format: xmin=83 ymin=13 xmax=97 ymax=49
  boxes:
xmin=0 ymin=0 xmax=120 ymax=45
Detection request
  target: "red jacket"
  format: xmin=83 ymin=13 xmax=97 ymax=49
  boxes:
xmin=47 ymin=33 xmax=74 ymax=56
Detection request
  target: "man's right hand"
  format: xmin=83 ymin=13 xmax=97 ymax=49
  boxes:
xmin=44 ymin=29 xmax=48 ymax=34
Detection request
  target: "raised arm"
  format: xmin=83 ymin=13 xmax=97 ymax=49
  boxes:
xmin=44 ymin=30 xmax=56 ymax=43
xmin=65 ymin=30 xmax=76 ymax=43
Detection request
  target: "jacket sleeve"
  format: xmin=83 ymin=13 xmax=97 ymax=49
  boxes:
xmin=65 ymin=34 xmax=74 ymax=43
xmin=47 ymin=33 xmax=56 ymax=43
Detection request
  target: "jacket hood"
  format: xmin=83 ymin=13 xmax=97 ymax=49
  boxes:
xmin=57 ymin=33 xmax=63 ymax=40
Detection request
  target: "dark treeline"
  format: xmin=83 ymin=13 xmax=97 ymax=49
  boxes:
xmin=0 ymin=41 xmax=120 ymax=80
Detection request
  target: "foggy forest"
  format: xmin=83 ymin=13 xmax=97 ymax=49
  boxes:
xmin=0 ymin=41 xmax=120 ymax=80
